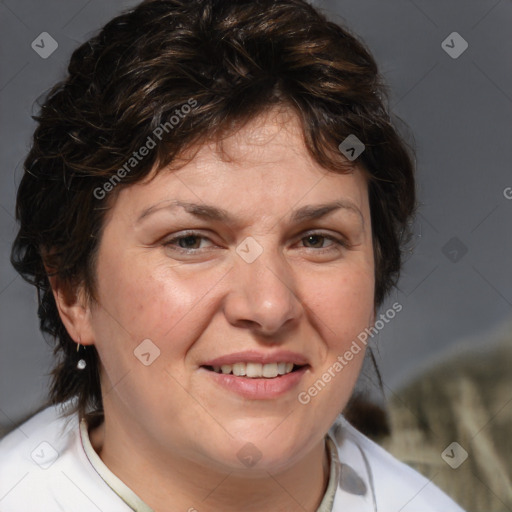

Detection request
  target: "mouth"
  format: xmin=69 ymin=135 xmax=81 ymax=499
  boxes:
xmin=200 ymin=354 xmax=310 ymax=401
xmin=199 ymin=351 xmax=310 ymax=398
xmin=201 ymin=362 xmax=307 ymax=378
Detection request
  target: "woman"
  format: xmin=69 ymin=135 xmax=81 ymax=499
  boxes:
xmin=0 ymin=0 xmax=465 ymax=510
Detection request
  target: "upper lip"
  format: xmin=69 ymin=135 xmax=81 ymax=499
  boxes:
xmin=201 ymin=350 xmax=309 ymax=367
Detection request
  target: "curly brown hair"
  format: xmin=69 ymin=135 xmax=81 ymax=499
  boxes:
xmin=11 ymin=0 xmax=416 ymax=421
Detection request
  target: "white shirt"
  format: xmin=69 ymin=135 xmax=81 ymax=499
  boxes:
xmin=0 ymin=402 xmax=465 ymax=511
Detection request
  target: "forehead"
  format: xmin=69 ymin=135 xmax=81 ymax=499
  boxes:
xmin=112 ymin=107 xmax=369 ymax=223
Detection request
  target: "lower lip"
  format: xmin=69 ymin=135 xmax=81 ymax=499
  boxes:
xmin=201 ymin=366 xmax=308 ymax=399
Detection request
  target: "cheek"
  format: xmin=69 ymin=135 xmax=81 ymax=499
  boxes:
xmin=299 ymin=267 xmax=373 ymax=417
xmin=92 ymin=255 xmax=226 ymax=353
xmin=306 ymin=264 xmax=375 ymax=347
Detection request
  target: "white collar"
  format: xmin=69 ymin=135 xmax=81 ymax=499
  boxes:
xmin=80 ymin=418 xmax=153 ymax=511
xmin=328 ymin=417 xmax=377 ymax=512
xmin=79 ymin=416 xmax=372 ymax=512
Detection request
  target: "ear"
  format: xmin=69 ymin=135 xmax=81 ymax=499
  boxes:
xmin=46 ymin=272 xmax=95 ymax=347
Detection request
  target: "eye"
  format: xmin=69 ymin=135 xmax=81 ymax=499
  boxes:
xmin=300 ymin=232 xmax=346 ymax=250
xmin=175 ymin=235 xmax=202 ymax=249
xmin=163 ymin=232 xmax=214 ymax=252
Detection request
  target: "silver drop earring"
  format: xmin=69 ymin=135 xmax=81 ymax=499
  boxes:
xmin=77 ymin=343 xmax=86 ymax=370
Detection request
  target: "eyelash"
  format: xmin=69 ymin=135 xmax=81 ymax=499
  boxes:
xmin=163 ymin=231 xmax=349 ymax=254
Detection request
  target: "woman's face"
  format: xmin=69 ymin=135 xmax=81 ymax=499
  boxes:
xmin=80 ymin=108 xmax=375 ymax=473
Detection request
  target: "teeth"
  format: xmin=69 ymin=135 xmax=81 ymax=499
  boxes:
xmin=210 ymin=362 xmax=298 ymax=378
xmin=245 ymin=362 xmax=262 ymax=377
xmin=262 ymin=362 xmax=278 ymax=378
xmin=232 ymin=362 xmax=246 ymax=376
xmin=277 ymin=362 xmax=287 ymax=374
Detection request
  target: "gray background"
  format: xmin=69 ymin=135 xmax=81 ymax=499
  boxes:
xmin=1 ymin=0 xmax=511 ymax=429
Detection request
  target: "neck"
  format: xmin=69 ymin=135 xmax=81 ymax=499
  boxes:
xmin=89 ymin=417 xmax=330 ymax=512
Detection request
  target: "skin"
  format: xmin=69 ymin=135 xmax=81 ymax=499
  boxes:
xmin=52 ymin=107 xmax=376 ymax=512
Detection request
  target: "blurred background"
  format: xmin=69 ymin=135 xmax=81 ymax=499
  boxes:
xmin=1 ymin=0 xmax=511 ymax=436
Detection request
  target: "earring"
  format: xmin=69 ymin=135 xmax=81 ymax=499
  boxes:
xmin=77 ymin=343 xmax=86 ymax=370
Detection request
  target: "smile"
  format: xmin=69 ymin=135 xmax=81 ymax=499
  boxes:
xmin=200 ymin=363 xmax=309 ymax=399
xmin=205 ymin=362 xmax=300 ymax=378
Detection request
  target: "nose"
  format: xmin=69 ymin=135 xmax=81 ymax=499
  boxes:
xmin=223 ymin=249 xmax=303 ymax=337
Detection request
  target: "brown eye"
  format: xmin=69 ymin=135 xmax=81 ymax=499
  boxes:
xmin=176 ymin=235 xmax=201 ymax=249
xmin=163 ymin=232 xmax=215 ymax=252
xmin=302 ymin=234 xmax=327 ymax=248
xmin=297 ymin=232 xmax=349 ymax=255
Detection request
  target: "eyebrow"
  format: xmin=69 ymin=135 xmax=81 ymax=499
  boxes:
xmin=136 ymin=199 xmax=364 ymax=227
xmin=290 ymin=200 xmax=364 ymax=227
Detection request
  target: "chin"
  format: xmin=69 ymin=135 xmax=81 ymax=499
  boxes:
xmin=202 ymin=429 xmax=311 ymax=475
